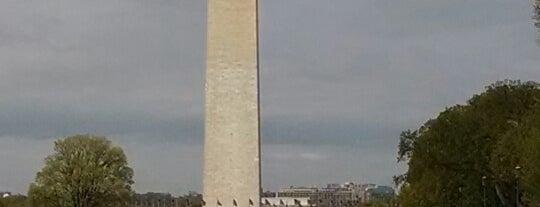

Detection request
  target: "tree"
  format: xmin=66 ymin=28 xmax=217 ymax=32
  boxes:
xmin=495 ymin=105 xmax=540 ymax=206
xmin=396 ymin=80 xmax=540 ymax=207
xmin=28 ymin=135 xmax=134 ymax=207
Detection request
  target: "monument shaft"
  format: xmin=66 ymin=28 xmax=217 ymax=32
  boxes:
xmin=203 ymin=0 xmax=260 ymax=207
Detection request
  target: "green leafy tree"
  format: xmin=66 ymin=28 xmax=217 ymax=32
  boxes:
xmin=28 ymin=135 xmax=134 ymax=207
xmin=495 ymin=105 xmax=540 ymax=206
xmin=396 ymin=80 xmax=540 ymax=207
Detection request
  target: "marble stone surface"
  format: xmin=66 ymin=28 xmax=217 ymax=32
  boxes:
xmin=203 ymin=0 xmax=260 ymax=207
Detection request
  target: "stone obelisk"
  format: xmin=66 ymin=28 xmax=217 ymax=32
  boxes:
xmin=203 ymin=0 xmax=260 ymax=206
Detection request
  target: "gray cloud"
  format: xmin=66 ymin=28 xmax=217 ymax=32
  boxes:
xmin=1 ymin=0 xmax=539 ymax=195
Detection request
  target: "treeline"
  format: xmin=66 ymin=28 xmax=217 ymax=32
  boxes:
xmin=0 ymin=193 xmax=202 ymax=207
xmin=9 ymin=134 xmax=201 ymax=207
xmin=396 ymin=80 xmax=540 ymax=207
xmin=132 ymin=192 xmax=203 ymax=207
xmin=0 ymin=195 xmax=28 ymax=207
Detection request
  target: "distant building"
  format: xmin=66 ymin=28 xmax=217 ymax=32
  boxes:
xmin=314 ymin=187 xmax=356 ymax=207
xmin=277 ymin=186 xmax=318 ymax=198
xmin=354 ymin=183 xmax=378 ymax=203
xmin=326 ymin=184 xmax=340 ymax=189
xmin=261 ymin=187 xmax=316 ymax=206
xmin=261 ymin=182 xmax=395 ymax=206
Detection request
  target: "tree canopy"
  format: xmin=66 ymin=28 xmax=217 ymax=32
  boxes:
xmin=28 ymin=135 xmax=134 ymax=207
xmin=396 ymin=80 xmax=540 ymax=207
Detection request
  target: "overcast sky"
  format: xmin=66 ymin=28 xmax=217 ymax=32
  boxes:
xmin=1 ymin=0 xmax=539 ymax=195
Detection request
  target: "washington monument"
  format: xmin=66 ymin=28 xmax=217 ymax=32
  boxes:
xmin=203 ymin=0 xmax=260 ymax=206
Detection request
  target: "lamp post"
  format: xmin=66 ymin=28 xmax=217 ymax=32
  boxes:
xmin=458 ymin=187 xmax=463 ymax=207
xmin=482 ymin=176 xmax=487 ymax=207
xmin=515 ymin=166 xmax=522 ymax=207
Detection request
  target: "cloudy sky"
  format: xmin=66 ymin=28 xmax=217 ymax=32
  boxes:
xmin=1 ymin=0 xmax=539 ymax=195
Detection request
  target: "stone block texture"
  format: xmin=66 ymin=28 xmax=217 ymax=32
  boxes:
xmin=203 ymin=0 xmax=260 ymax=207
